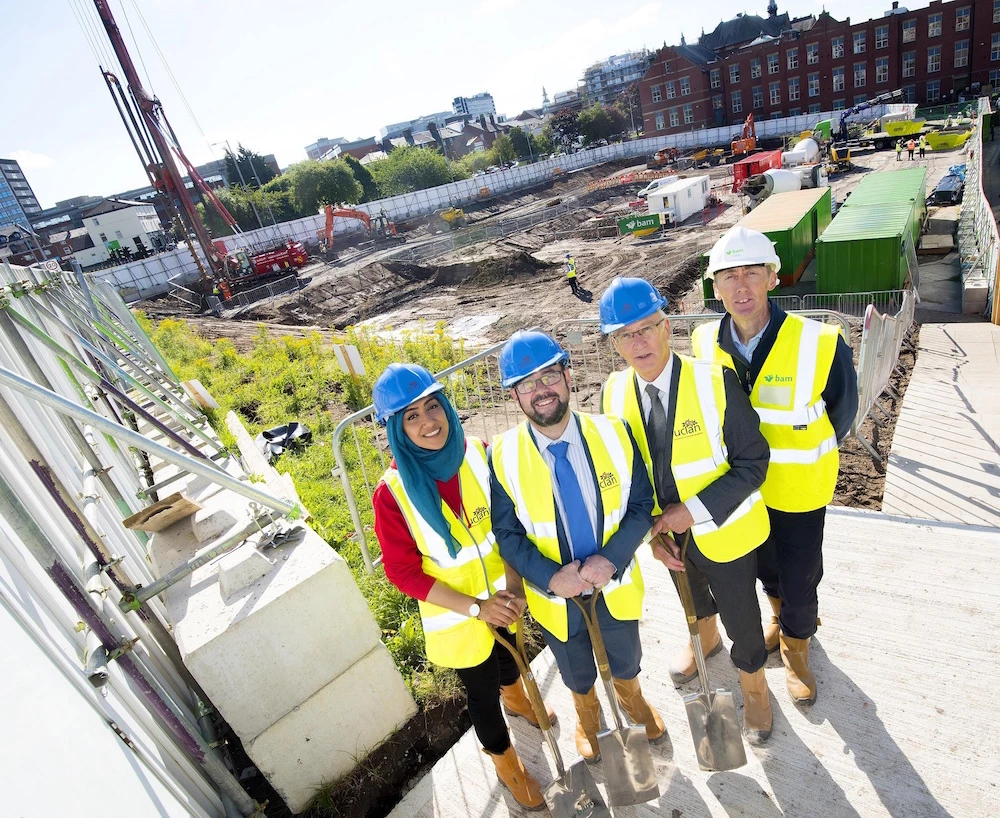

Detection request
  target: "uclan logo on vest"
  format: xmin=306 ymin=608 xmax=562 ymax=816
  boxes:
xmin=674 ymin=419 xmax=703 ymax=437
xmin=598 ymin=471 xmax=619 ymax=489
xmin=469 ymin=506 xmax=490 ymax=525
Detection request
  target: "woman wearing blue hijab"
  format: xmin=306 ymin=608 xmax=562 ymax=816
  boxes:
xmin=371 ymin=363 xmax=549 ymax=811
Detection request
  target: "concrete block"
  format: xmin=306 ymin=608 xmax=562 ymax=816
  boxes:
xmin=963 ymin=278 xmax=989 ymax=313
xmin=247 ymin=644 xmax=417 ymax=814
xmin=218 ymin=544 xmax=275 ymax=598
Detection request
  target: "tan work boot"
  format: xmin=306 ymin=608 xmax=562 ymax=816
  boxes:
xmin=500 ymin=680 xmax=556 ymax=728
xmin=483 ymin=745 xmax=545 ymax=811
xmin=612 ymin=676 xmax=667 ymax=744
xmin=763 ymin=596 xmax=782 ymax=653
xmin=669 ymin=615 xmax=723 ymax=686
xmin=571 ymin=687 xmax=603 ymax=762
xmin=739 ymin=668 xmax=773 ymax=745
xmin=779 ymin=633 xmax=817 ymax=704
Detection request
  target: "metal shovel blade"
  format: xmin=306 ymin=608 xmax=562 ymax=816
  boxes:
xmin=597 ymin=723 xmax=659 ymax=805
xmin=682 ymin=688 xmax=748 ymax=772
xmin=545 ymin=759 xmax=611 ymax=818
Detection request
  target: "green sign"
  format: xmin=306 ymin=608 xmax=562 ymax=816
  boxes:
xmin=617 ymin=213 xmax=661 ymax=236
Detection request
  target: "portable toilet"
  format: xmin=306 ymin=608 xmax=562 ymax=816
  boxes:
xmin=646 ymin=175 xmax=711 ymax=224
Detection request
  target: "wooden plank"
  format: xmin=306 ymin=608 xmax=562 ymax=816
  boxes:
xmin=122 ymin=492 xmax=202 ymax=532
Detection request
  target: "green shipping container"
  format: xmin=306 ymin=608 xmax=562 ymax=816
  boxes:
xmin=840 ymin=167 xmax=927 ymax=245
xmin=702 ymin=187 xmax=832 ymax=298
xmin=815 ymin=202 xmax=916 ymax=293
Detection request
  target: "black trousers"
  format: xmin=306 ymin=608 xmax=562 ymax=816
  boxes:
xmin=670 ymin=534 xmax=768 ymax=673
xmin=568 ymin=277 xmax=579 ymax=295
xmin=757 ymin=506 xmax=826 ymax=640
xmin=454 ymin=628 xmax=520 ymax=754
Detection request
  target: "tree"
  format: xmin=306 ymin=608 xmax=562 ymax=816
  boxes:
xmin=615 ymin=82 xmax=643 ymax=137
xmin=607 ymin=106 xmax=629 ymax=141
xmin=282 ymin=159 xmax=363 ymax=214
xmin=533 ymin=126 xmax=555 ymax=156
xmin=343 ymin=154 xmax=379 ymax=202
xmin=550 ymin=108 xmax=581 ymax=148
xmin=577 ymin=103 xmax=616 ymax=146
xmin=224 ymin=144 xmax=277 ymax=188
xmin=508 ymin=126 xmax=535 ymax=160
xmin=367 ymin=146 xmax=452 ymax=197
xmin=491 ymin=134 xmax=516 ymax=164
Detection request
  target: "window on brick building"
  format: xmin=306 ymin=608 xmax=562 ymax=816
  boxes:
xmin=680 ymin=77 xmax=691 ymax=95
xmin=995 ymin=0 xmax=1000 ymax=23
xmin=926 ymin=80 xmax=940 ymax=101
xmin=666 ymin=80 xmax=676 ymax=98
xmin=713 ymin=94 xmax=724 ymax=109
xmin=808 ymin=72 xmax=820 ymax=97
xmin=753 ymin=86 xmax=764 ymax=108
xmin=731 ymin=64 xmax=741 ymax=83
xmin=710 ymin=69 xmax=721 ymax=89
xmin=833 ymin=66 xmax=845 ymax=92
xmin=876 ymin=25 xmax=889 ymax=48
xmin=903 ymin=19 xmax=916 ymax=42
xmin=768 ymin=53 xmax=779 ymax=74
xmin=669 ymin=108 xmax=679 ymax=127
xmin=855 ymin=62 xmax=866 ymax=87
xmin=903 ymin=51 xmax=915 ymax=77
xmin=655 ymin=112 xmax=665 ymax=130
xmin=990 ymin=68 xmax=1000 ymax=86
xmin=993 ymin=33 xmax=1000 ymax=61
xmin=955 ymin=40 xmax=969 ymax=68
xmin=854 ymin=32 xmax=866 ymax=54
xmin=787 ymin=48 xmax=798 ymax=69
xmin=833 ymin=98 xmax=846 ymax=110
xmin=928 ymin=13 xmax=942 ymax=37
xmin=807 ymin=43 xmax=819 ymax=64
xmin=832 ymin=36 xmax=844 ymax=58
xmin=876 ymin=57 xmax=889 ymax=83
xmin=769 ymin=81 xmax=781 ymax=104
xmin=855 ymin=94 xmax=867 ymax=105
xmin=809 ymin=103 xmax=822 ymax=113
xmin=955 ymin=7 xmax=970 ymax=31
xmin=788 ymin=77 xmax=800 ymax=100
xmin=789 ymin=107 xmax=801 ymax=116
xmin=928 ymin=46 xmax=941 ymax=72
xmin=902 ymin=85 xmax=916 ymax=102
xmin=770 ymin=111 xmax=783 ymax=120
xmin=732 ymin=90 xmax=743 ymax=112
xmin=683 ymin=104 xmax=694 ymax=124
xmin=651 ymin=85 xmax=661 ymax=102
xmin=750 ymin=58 xmax=761 ymax=78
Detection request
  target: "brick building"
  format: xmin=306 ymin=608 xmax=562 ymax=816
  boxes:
xmin=640 ymin=0 xmax=1000 ymax=136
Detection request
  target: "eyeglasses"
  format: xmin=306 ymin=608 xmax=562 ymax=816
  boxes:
xmin=613 ymin=318 xmax=666 ymax=345
xmin=514 ymin=370 xmax=565 ymax=394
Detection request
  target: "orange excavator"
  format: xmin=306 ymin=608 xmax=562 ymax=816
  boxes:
xmin=316 ymin=205 xmax=404 ymax=258
xmin=731 ymin=114 xmax=757 ymax=156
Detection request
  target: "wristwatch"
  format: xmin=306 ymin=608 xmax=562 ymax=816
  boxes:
xmin=468 ymin=601 xmax=481 ymax=619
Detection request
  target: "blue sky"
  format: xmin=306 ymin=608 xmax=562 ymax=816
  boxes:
xmin=6 ymin=0 xmax=903 ymax=207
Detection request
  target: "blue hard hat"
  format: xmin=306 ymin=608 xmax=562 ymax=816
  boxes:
xmin=599 ymin=276 xmax=667 ymax=334
xmin=499 ymin=330 xmax=569 ymax=389
xmin=372 ymin=363 xmax=443 ymax=425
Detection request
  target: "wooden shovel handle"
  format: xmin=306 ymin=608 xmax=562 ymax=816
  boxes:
xmin=571 ymin=592 xmax=612 ymax=681
xmin=488 ymin=621 xmax=553 ymax=732
xmin=657 ymin=531 xmax=699 ymax=637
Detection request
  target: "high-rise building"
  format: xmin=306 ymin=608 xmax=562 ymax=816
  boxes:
xmin=0 ymin=158 xmax=42 ymax=229
xmin=453 ymin=92 xmax=497 ymax=117
xmin=582 ymin=51 xmax=654 ymax=106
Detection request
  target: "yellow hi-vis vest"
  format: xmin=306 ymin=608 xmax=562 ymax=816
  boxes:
xmin=566 ymin=258 xmax=577 ymax=278
xmin=602 ymin=357 xmax=770 ymax=562
xmin=692 ymin=314 xmax=841 ymax=512
xmin=382 ymin=439 xmax=505 ymax=669
xmin=491 ymin=413 xmax=644 ymax=642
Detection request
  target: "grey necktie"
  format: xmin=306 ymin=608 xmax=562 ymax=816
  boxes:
xmin=645 ymin=384 xmax=670 ymax=503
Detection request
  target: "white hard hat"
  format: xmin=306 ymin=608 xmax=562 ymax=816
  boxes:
xmin=705 ymin=225 xmax=781 ymax=279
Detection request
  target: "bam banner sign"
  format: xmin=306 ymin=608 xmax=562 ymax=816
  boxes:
xmin=617 ymin=213 xmax=661 ymax=237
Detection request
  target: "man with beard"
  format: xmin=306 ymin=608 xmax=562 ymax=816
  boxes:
xmin=489 ymin=330 xmax=664 ymax=762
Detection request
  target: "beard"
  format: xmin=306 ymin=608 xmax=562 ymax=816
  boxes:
xmin=523 ymin=389 xmax=570 ymax=428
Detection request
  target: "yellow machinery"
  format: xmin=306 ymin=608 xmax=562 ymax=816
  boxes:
xmin=436 ymin=207 xmax=467 ymax=229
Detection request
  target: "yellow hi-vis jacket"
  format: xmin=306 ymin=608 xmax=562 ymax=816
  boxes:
xmin=602 ymin=356 xmax=769 ymax=562
xmin=382 ymin=439 xmax=505 ymax=669
xmin=491 ymin=413 xmax=644 ymax=642
xmin=692 ymin=314 xmax=840 ymax=512
xmin=565 ymin=258 xmax=577 ymax=278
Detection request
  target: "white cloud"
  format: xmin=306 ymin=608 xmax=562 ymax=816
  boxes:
xmin=478 ymin=0 xmax=518 ymax=17
xmin=8 ymin=150 xmax=54 ymax=171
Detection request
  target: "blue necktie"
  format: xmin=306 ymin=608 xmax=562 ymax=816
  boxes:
xmin=549 ymin=441 xmax=599 ymax=561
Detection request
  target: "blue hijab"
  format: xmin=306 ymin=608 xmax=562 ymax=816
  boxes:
xmin=386 ymin=392 xmax=466 ymax=558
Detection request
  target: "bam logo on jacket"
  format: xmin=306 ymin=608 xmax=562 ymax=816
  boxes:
xmin=674 ymin=419 xmax=703 ymax=437
xmin=469 ymin=506 xmax=490 ymax=526
xmin=763 ymin=374 xmax=793 ymax=383
xmin=598 ymin=471 xmax=619 ymax=490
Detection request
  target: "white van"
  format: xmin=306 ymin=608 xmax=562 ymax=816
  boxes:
xmin=637 ymin=175 xmax=678 ymax=198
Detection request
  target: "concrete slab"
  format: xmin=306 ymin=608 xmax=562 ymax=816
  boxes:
xmin=883 ymin=323 xmax=1000 ymax=527
xmin=390 ymin=509 xmax=1000 ymax=818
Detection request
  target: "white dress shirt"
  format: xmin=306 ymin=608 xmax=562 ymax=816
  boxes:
xmin=633 ymin=354 xmax=712 ymax=525
xmin=532 ymin=416 xmax=599 ymax=560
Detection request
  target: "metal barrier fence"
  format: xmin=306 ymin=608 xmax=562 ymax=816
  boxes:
xmin=852 ymin=291 xmax=918 ymax=463
xmin=222 ymin=273 xmax=301 ymax=314
xmin=335 ymin=310 xmax=852 ymax=573
xmin=682 ymin=290 xmax=909 ymax=319
xmin=956 ymin=97 xmax=998 ymax=321
xmin=0 ymin=260 xmax=301 ymax=815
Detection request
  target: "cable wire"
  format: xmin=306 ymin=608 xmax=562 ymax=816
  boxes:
xmin=118 ymin=0 xmax=155 ymax=94
xmin=66 ymin=0 xmax=102 ymax=65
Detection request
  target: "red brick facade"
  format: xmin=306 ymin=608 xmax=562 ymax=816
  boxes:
xmin=641 ymin=0 xmax=1000 ymax=136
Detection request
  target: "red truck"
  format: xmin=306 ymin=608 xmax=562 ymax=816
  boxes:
xmin=212 ymin=239 xmax=308 ymax=289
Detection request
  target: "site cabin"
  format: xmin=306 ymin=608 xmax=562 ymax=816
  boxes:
xmin=701 ymin=187 xmax=833 ymax=299
xmin=645 ymin=175 xmax=712 ymax=225
xmin=730 ymin=149 xmax=783 ymax=194
xmin=815 ymin=168 xmax=926 ymax=294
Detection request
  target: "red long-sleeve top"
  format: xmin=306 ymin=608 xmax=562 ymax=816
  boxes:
xmin=373 ymin=441 xmax=473 ymax=602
